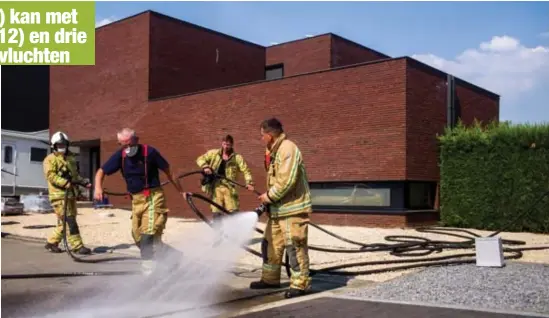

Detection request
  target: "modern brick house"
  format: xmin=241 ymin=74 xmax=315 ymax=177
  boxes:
xmin=49 ymin=10 xmax=499 ymax=227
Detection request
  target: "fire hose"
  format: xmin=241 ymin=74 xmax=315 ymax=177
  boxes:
xmin=3 ymin=169 xmax=549 ymax=280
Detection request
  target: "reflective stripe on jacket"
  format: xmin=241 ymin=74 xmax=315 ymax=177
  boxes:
xmin=265 ymin=133 xmax=312 ymax=218
xmin=43 ymin=152 xmax=84 ymax=201
xmin=196 ymin=148 xmax=254 ymax=195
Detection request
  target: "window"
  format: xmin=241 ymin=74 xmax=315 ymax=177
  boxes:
xmin=309 ymin=182 xmax=397 ymax=212
xmin=265 ymin=64 xmax=284 ymax=80
xmin=311 ymin=184 xmax=391 ymax=207
xmin=30 ymin=147 xmax=48 ymax=162
xmin=405 ymin=182 xmax=437 ymax=209
xmin=309 ymin=181 xmax=437 ymax=212
xmin=3 ymin=146 xmax=13 ymax=164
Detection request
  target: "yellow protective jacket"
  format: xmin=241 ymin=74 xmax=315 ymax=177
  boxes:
xmin=43 ymin=152 xmax=85 ymax=201
xmin=264 ymin=133 xmax=313 ymax=218
xmin=196 ymin=148 xmax=254 ymax=195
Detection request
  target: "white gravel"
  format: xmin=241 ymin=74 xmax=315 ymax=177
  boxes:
xmin=345 ymin=262 xmax=549 ymax=314
xmin=3 ymin=206 xmax=549 ymax=283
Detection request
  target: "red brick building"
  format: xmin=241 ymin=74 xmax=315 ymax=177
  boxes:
xmin=50 ymin=10 xmax=499 ymax=227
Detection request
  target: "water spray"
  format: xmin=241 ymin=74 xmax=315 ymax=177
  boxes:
xmin=3 ymin=170 xmax=549 ymax=281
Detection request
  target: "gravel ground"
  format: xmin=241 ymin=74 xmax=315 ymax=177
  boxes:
xmin=345 ymin=262 xmax=549 ymax=314
xmin=3 ymin=206 xmax=549 ymax=283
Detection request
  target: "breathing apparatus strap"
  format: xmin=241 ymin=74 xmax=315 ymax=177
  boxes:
xmin=121 ymin=144 xmax=149 ymax=199
xmin=264 ymin=151 xmax=272 ymax=171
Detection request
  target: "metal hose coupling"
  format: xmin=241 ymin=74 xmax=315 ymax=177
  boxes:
xmin=254 ymin=203 xmax=268 ymax=217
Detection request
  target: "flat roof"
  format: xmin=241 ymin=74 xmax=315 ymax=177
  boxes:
xmin=149 ymin=55 xmax=499 ymax=102
xmin=1 ymin=129 xmax=49 ymax=141
xmin=95 ymin=9 xmax=499 ymax=102
xmin=95 ymin=10 xmax=392 ymax=56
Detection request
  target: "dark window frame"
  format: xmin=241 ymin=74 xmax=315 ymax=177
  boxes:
xmin=30 ymin=147 xmax=48 ymax=163
xmin=265 ymin=63 xmax=284 ymax=80
xmin=310 ymin=181 xmax=437 ymax=213
xmin=404 ymin=181 xmax=437 ymax=210
xmin=3 ymin=145 xmax=13 ymax=164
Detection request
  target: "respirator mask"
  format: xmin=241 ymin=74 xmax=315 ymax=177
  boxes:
xmin=123 ymin=145 xmax=139 ymax=157
xmin=119 ymin=135 xmax=140 ymax=157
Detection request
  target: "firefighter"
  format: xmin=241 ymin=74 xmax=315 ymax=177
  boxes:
xmin=43 ymin=131 xmax=92 ymax=255
xmin=250 ymin=118 xmax=313 ymax=299
xmin=196 ymin=134 xmax=254 ymax=223
xmin=93 ymin=128 xmax=186 ymax=274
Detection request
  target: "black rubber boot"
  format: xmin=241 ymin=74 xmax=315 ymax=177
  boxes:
xmin=250 ymin=280 xmax=281 ymax=289
xmin=45 ymin=243 xmax=63 ymax=253
xmin=284 ymin=288 xmax=307 ymax=299
xmin=75 ymin=246 xmax=92 ymax=255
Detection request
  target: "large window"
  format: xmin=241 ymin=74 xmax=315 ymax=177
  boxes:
xmin=30 ymin=147 xmax=48 ymax=162
xmin=265 ymin=64 xmax=284 ymax=80
xmin=310 ymin=181 xmax=437 ymax=212
xmin=311 ymin=184 xmax=390 ymax=207
xmin=310 ymin=182 xmax=402 ymax=212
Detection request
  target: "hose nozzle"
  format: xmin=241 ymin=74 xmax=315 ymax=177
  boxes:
xmin=254 ymin=204 xmax=268 ymax=217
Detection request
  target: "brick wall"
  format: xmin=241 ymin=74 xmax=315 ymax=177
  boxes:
xmin=455 ymin=79 xmax=500 ymax=126
xmin=331 ymin=35 xmax=390 ymax=68
xmin=148 ymin=13 xmax=266 ymax=99
xmin=49 ymin=13 xmax=499 ymax=228
xmin=266 ymin=34 xmax=332 ymax=76
xmin=50 ymin=13 xmax=151 ymax=145
xmin=265 ymin=34 xmax=391 ymax=77
xmin=405 ymin=58 xmax=500 ymax=181
xmin=405 ymin=59 xmax=448 ymax=181
xmin=98 ymin=59 xmax=408 ymax=217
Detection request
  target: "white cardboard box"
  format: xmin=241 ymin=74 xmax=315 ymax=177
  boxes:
xmin=475 ymin=236 xmax=505 ymax=267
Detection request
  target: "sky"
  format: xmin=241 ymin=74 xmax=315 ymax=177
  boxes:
xmin=95 ymin=1 xmax=549 ymax=124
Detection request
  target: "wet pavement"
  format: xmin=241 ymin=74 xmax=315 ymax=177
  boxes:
xmin=1 ymin=238 xmax=352 ymax=318
xmin=6 ymin=236 xmax=547 ymax=318
xmin=1 ymin=238 xmax=143 ymax=318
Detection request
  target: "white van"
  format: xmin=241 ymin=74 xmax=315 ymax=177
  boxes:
xmin=1 ymin=129 xmax=51 ymax=198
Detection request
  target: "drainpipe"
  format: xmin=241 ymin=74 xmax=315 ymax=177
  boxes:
xmin=446 ymin=74 xmax=456 ymax=128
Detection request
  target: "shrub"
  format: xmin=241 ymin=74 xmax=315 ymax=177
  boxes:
xmin=438 ymin=120 xmax=549 ymax=233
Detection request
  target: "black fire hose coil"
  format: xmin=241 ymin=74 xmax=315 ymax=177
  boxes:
xmin=3 ymin=170 xmax=549 ymax=281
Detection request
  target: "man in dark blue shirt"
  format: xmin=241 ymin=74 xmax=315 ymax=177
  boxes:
xmin=93 ymin=128 xmax=186 ymax=274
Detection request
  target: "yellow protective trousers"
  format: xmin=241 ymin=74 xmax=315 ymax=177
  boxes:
xmin=260 ymin=213 xmax=312 ymax=291
xmin=131 ymin=187 xmax=169 ymax=259
xmin=211 ymin=183 xmax=239 ymax=214
xmin=47 ymin=198 xmax=84 ymax=251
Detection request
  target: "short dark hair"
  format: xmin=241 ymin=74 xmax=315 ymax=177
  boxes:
xmin=260 ymin=118 xmax=284 ymax=136
xmin=222 ymin=134 xmax=234 ymax=143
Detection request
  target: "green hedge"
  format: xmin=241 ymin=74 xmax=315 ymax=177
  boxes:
xmin=438 ymin=120 xmax=549 ymax=233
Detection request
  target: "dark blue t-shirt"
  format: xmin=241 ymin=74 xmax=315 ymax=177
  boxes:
xmin=101 ymin=144 xmax=169 ymax=194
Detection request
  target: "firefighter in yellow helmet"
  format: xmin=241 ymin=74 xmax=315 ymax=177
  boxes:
xmin=196 ymin=134 xmax=254 ymax=223
xmin=43 ymin=131 xmax=92 ymax=255
xmin=251 ymin=118 xmax=313 ymax=299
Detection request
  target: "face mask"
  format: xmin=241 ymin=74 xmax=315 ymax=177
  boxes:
xmin=57 ymin=148 xmax=66 ymax=153
xmin=124 ymin=145 xmax=139 ymax=157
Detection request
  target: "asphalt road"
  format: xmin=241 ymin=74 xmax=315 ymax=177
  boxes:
xmin=1 ymin=238 xmax=144 ymax=318
xmin=1 ymin=238 xmax=350 ymax=318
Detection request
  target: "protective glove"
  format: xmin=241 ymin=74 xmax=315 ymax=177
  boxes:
xmin=77 ymin=178 xmax=92 ymax=188
xmin=200 ymin=172 xmax=216 ymax=186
